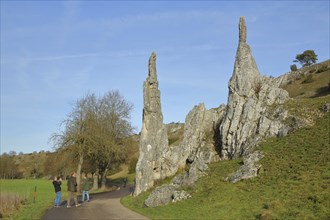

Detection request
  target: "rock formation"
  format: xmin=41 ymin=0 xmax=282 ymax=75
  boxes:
xmin=144 ymin=184 xmax=191 ymax=207
xmin=137 ymin=17 xmax=293 ymax=206
xmin=219 ymin=17 xmax=289 ymax=159
xmin=174 ymin=104 xmax=225 ymax=187
xmin=134 ymin=52 xmax=176 ymax=196
xmin=226 ymin=150 xmax=264 ymax=183
xmin=144 ymin=103 xmax=226 ymax=207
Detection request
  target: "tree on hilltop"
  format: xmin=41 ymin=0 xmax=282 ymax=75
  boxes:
xmin=294 ymin=50 xmax=318 ymax=67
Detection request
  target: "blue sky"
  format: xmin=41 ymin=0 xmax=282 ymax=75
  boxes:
xmin=1 ymin=1 xmax=329 ymax=154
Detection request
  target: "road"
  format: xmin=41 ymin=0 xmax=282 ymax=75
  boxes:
xmin=42 ymin=186 xmax=149 ymax=220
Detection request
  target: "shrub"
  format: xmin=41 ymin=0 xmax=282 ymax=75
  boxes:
xmin=0 ymin=192 xmax=27 ymax=218
xmin=254 ymin=81 xmax=262 ymax=98
xmin=290 ymin=64 xmax=298 ymax=72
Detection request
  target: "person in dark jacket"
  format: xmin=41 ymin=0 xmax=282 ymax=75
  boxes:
xmin=66 ymin=172 xmax=81 ymax=208
xmin=52 ymin=176 xmax=62 ymax=207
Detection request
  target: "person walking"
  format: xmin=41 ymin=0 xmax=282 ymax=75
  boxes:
xmin=123 ymin=177 xmax=128 ymax=188
xmin=81 ymin=175 xmax=90 ymax=202
xmin=67 ymin=172 xmax=81 ymax=208
xmin=52 ymin=176 xmax=62 ymax=207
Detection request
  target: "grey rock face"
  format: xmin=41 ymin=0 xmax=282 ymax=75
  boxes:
xmin=177 ymin=104 xmax=226 ymax=186
xmin=172 ymin=190 xmax=192 ymax=203
xmin=144 ymin=184 xmax=191 ymax=207
xmin=178 ymin=104 xmax=225 ymax=167
xmin=144 ymin=103 xmax=226 ymax=207
xmin=144 ymin=184 xmax=176 ymax=207
xmin=219 ymin=17 xmax=289 ymax=159
xmin=227 ymin=151 xmax=263 ymax=183
xmin=134 ymin=52 xmax=176 ymax=196
xmin=321 ymin=103 xmax=330 ymax=112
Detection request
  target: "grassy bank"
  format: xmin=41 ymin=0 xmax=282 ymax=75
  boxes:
xmin=122 ymin=110 xmax=330 ymax=219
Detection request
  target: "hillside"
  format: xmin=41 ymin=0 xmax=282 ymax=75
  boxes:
xmin=122 ymin=65 xmax=330 ymax=219
xmin=282 ymin=60 xmax=330 ymax=98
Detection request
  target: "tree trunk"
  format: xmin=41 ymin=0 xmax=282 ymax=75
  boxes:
xmin=101 ymin=168 xmax=108 ymax=190
xmin=76 ymin=153 xmax=84 ymax=192
xmin=93 ymin=169 xmax=99 ymax=190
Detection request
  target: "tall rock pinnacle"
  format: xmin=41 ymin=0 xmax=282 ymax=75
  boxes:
xmin=229 ymin=16 xmax=261 ymax=97
xmin=239 ymin=16 xmax=247 ymax=43
xmin=134 ymin=52 xmax=175 ymax=196
xmin=148 ymin=51 xmax=157 ymax=84
xmin=219 ymin=17 xmax=289 ymax=159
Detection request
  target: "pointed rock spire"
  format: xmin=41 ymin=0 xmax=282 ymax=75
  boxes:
xmin=239 ymin=16 xmax=247 ymax=43
xmin=148 ymin=51 xmax=157 ymax=84
xmin=134 ymin=52 xmax=174 ymax=196
xmin=219 ymin=17 xmax=289 ymax=159
xmin=229 ymin=16 xmax=261 ymax=97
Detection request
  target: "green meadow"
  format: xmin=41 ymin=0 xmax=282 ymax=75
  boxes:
xmin=0 ymin=179 xmax=67 ymax=219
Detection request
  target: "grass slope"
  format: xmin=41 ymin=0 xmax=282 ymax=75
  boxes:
xmin=283 ymin=69 xmax=329 ymax=98
xmin=122 ymin=98 xmax=330 ymax=220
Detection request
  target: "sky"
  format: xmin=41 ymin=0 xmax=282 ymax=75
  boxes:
xmin=1 ymin=1 xmax=329 ymax=154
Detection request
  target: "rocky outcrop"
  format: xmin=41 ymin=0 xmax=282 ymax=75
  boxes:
xmin=219 ymin=17 xmax=289 ymax=159
xmin=177 ymin=104 xmax=224 ymax=165
xmin=226 ymin=151 xmax=264 ymax=183
xmin=137 ymin=16 xmax=300 ymax=205
xmin=175 ymin=104 xmax=226 ymax=186
xmin=134 ymin=53 xmax=226 ymax=199
xmin=144 ymin=103 xmax=226 ymax=206
xmin=144 ymin=184 xmax=176 ymax=207
xmin=321 ymin=103 xmax=330 ymax=112
xmin=144 ymin=184 xmax=192 ymax=207
xmin=134 ymin=52 xmax=176 ymax=196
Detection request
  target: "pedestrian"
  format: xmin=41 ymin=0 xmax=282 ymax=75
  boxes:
xmin=52 ymin=176 xmax=62 ymax=207
xmin=131 ymin=177 xmax=136 ymax=196
xmin=81 ymin=175 xmax=90 ymax=202
xmin=123 ymin=177 xmax=128 ymax=188
xmin=67 ymin=172 xmax=81 ymax=208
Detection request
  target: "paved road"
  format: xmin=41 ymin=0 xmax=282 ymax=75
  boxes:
xmin=42 ymin=186 xmax=149 ymax=220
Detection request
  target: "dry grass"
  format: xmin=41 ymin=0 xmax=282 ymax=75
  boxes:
xmin=0 ymin=192 xmax=28 ymax=218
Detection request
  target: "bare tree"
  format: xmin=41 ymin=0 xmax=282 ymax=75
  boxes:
xmin=90 ymin=91 xmax=134 ymax=189
xmin=51 ymin=90 xmax=134 ymax=190
xmin=51 ymin=93 xmax=98 ymax=190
